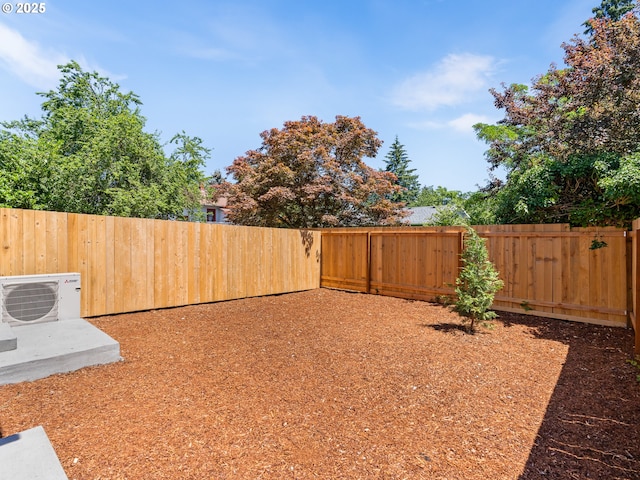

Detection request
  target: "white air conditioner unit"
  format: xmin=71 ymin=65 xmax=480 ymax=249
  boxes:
xmin=0 ymin=273 xmax=81 ymax=326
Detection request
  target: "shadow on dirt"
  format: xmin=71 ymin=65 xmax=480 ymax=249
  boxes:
xmin=491 ymin=312 xmax=640 ymax=479
xmin=426 ymin=322 xmax=470 ymax=334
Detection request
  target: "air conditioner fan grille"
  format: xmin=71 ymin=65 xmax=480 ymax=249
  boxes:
xmin=2 ymin=282 xmax=58 ymax=323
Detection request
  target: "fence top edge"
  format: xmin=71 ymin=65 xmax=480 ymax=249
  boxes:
xmin=479 ymin=231 xmax=628 ymax=238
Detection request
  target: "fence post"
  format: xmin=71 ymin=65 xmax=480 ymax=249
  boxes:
xmin=366 ymin=232 xmax=372 ymax=294
xmin=457 ymin=228 xmax=465 ymax=274
xmin=634 ymin=221 xmax=640 ymax=354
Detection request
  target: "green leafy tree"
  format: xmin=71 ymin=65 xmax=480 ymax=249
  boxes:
xmin=0 ymin=130 xmax=54 ymax=210
xmin=424 ymin=204 xmax=469 ymax=227
xmin=412 ymin=185 xmax=467 ymax=207
xmin=454 ymin=227 xmax=504 ymax=333
xmin=475 ymin=8 xmax=640 ymax=226
xmin=223 ymin=115 xmax=406 ymax=228
xmin=382 ymin=136 xmax=420 ymax=204
xmin=0 ymin=61 xmax=208 ymax=219
xmin=584 ymin=0 xmax=636 ymax=33
xmin=412 ymin=185 xmax=496 ymax=226
xmin=463 ymin=191 xmax=498 ymax=225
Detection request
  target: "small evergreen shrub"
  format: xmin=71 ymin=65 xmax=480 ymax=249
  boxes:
xmin=454 ymin=227 xmax=504 ymax=333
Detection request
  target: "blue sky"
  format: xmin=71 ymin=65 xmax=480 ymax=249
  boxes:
xmin=1 ymin=0 xmax=597 ymax=192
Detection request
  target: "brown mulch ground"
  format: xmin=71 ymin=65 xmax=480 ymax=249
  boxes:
xmin=1 ymin=288 xmax=640 ymax=479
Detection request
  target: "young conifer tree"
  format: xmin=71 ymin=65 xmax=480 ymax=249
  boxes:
xmin=454 ymin=227 xmax=504 ymax=333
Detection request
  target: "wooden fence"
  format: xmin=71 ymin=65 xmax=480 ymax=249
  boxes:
xmin=321 ymin=224 xmax=631 ymax=330
xmin=0 ymin=208 xmax=321 ymax=317
xmin=474 ymin=224 xmax=629 ymax=327
xmin=1 ymin=207 xmax=638 ymax=351
xmin=321 ymin=226 xmax=464 ymax=301
xmin=632 ymin=218 xmax=640 ymax=354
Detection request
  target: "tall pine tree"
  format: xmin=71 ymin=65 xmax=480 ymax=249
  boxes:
xmin=383 ymin=136 xmax=420 ymax=204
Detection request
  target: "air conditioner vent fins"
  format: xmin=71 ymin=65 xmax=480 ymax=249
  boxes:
xmin=2 ymin=281 xmax=59 ymax=324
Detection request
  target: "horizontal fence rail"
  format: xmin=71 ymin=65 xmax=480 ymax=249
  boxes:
xmin=0 ymin=208 xmax=321 ymax=317
xmin=320 ymin=224 xmax=632 ymax=330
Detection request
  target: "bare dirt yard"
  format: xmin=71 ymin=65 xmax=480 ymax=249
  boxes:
xmin=1 ymin=288 xmax=639 ymax=479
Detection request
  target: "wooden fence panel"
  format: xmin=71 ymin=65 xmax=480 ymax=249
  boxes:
xmin=2 ymin=207 xmax=633 ymax=338
xmin=88 ymin=214 xmax=107 ymax=316
xmin=271 ymin=229 xmax=286 ymax=296
xmin=186 ymin=222 xmax=199 ymax=306
xmin=632 ymin=218 xmax=640 ymax=354
xmin=212 ymin=224 xmax=228 ymax=302
xmin=23 ymin=210 xmax=36 ymax=273
xmin=368 ymin=231 xmax=462 ymax=301
xmin=0 ymin=208 xmax=321 ymax=317
xmin=197 ymin=224 xmax=211 ymax=302
xmin=244 ymin=226 xmax=262 ymax=298
xmin=226 ymin=225 xmax=247 ymax=300
xmin=480 ymin=227 xmax=628 ymax=326
xmin=321 ymin=227 xmax=465 ymax=301
xmin=321 ymin=224 xmax=630 ymax=329
xmin=320 ymin=232 xmax=369 ymax=292
xmin=113 ymin=216 xmax=131 ymax=314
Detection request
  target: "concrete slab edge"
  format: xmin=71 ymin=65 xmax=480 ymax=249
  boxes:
xmin=0 ymin=426 xmax=68 ymax=480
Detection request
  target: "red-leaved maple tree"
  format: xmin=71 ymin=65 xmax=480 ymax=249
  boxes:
xmin=222 ymin=115 xmax=406 ymax=228
xmin=487 ymin=11 xmax=640 ymax=163
xmin=474 ymin=8 xmax=640 ymax=226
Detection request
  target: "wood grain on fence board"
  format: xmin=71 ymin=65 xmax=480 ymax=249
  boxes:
xmin=0 ymin=208 xmax=320 ymax=317
xmin=321 ymin=224 xmax=632 ymax=329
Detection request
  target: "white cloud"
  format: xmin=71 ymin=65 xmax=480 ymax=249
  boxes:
xmin=0 ymin=22 xmax=67 ymax=89
xmin=447 ymin=113 xmax=492 ymax=134
xmin=407 ymin=113 xmax=493 ymax=134
xmin=0 ymin=23 xmax=124 ymax=91
xmin=391 ymin=53 xmax=497 ymax=111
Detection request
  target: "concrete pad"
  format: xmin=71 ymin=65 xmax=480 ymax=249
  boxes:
xmin=0 ymin=426 xmax=68 ymax=480
xmin=0 ymin=323 xmax=17 ymax=352
xmin=0 ymin=319 xmax=121 ymax=386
